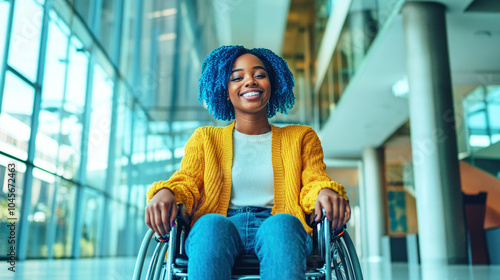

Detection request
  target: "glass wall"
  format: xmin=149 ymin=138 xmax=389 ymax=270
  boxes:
xmin=1 ymin=71 xmax=35 ymax=160
xmin=8 ymin=0 xmax=43 ymax=83
xmin=27 ymin=168 xmax=55 ymax=258
xmin=314 ymin=0 xmax=402 ymax=54
xmin=458 ymin=85 xmax=500 ymax=178
xmin=0 ymin=0 xmax=218 ymax=259
xmin=315 ymin=0 xmax=404 ymax=127
xmin=0 ymin=155 xmax=25 ymax=259
xmin=0 ymin=1 xmax=11 ymax=73
xmin=463 ymin=86 xmax=500 ymax=149
xmin=85 ymin=63 xmax=113 ymax=190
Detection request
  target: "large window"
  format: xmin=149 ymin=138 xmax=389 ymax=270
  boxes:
xmin=0 ymin=0 xmax=216 ymax=260
xmin=0 ymin=71 xmax=35 ymax=160
xmin=24 ymin=169 xmax=76 ymax=259
xmin=153 ymin=0 xmax=177 ymax=108
xmin=0 ymin=0 xmax=11 ymax=72
xmin=0 ymin=156 xmax=25 ymax=257
xmin=8 ymin=0 xmax=44 ymax=83
xmin=132 ymin=106 xmax=147 ymax=165
xmin=103 ymin=200 xmax=126 ymax=256
xmin=27 ymin=168 xmax=55 ymax=258
xmin=85 ymin=63 xmax=113 ymax=190
xmin=98 ymin=0 xmax=117 ymax=58
xmin=464 ymin=86 xmax=500 ymax=149
xmin=486 ymin=86 xmax=500 ymax=144
xmin=59 ymin=37 xmax=88 ymax=180
xmin=71 ymin=0 xmax=91 ymax=27
xmin=80 ymin=188 xmax=103 ymax=257
xmin=52 ymin=179 xmax=76 ymax=258
xmin=110 ymin=85 xmax=133 ymax=199
xmin=119 ymin=0 xmax=138 ymax=84
xmin=35 ymin=17 xmax=70 ymax=174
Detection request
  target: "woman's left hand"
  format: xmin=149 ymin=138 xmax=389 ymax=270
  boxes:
xmin=314 ymin=188 xmax=351 ymax=230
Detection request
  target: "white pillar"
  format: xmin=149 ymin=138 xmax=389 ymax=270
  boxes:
xmin=362 ymin=147 xmax=386 ymax=262
xmin=401 ymin=2 xmax=467 ymax=265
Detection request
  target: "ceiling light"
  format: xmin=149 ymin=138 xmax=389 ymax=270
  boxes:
xmin=392 ymin=77 xmax=409 ymax=98
xmin=159 ymin=33 xmax=177 ymax=41
xmin=148 ymin=8 xmax=177 ymax=19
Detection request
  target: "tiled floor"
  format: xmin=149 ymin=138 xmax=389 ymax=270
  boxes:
xmin=361 ymin=261 xmax=500 ymax=280
xmin=1 ymin=257 xmax=499 ymax=279
xmin=0 ymin=257 xmax=140 ymax=280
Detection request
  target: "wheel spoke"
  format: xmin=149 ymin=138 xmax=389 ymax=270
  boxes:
xmin=330 ymin=234 xmax=361 ymax=280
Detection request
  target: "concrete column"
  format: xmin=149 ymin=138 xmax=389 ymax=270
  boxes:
xmin=402 ymin=2 xmax=467 ymax=265
xmin=362 ymin=147 xmax=386 ymax=262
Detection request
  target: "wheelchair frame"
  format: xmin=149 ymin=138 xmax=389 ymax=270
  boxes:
xmin=133 ymin=206 xmax=363 ymax=280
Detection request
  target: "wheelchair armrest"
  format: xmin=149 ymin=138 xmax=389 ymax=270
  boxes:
xmin=155 ymin=203 xmax=192 ymax=242
xmin=176 ymin=203 xmax=192 ymax=227
xmin=313 ymin=209 xmax=346 ymax=232
xmin=306 ymin=213 xmax=317 ymax=228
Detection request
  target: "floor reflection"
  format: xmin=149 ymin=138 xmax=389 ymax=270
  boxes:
xmin=361 ymin=260 xmax=500 ymax=280
xmin=1 ymin=257 xmax=500 ymax=279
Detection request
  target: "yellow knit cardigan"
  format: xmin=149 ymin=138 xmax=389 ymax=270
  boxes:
xmin=146 ymin=122 xmax=348 ymax=234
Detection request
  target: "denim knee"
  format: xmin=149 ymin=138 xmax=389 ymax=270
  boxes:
xmin=254 ymin=214 xmax=310 ymax=279
xmin=185 ymin=214 xmax=243 ymax=256
xmin=255 ymin=214 xmax=308 ymax=248
xmin=191 ymin=214 xmax=237 ymax=234
xmin=261 ymin=213 xmax=304 ymax=231
xmin=185 ymin=214 xmax=244 ymax=280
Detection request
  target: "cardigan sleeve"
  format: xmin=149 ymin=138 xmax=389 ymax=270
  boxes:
xmin=146 ymin=128 xmax=205 ymax=214
xmin=299 ymin=128 xmax=348 ymax=214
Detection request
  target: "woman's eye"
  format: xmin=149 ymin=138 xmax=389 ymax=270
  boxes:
xmin=255 ymin=74 xmax=266 ymax=78
xmin=231 ymin=77 xmax=242 ymax=81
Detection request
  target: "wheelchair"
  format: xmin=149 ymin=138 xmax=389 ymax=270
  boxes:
xmin=133 ymin=205 xmax=363 ymax=280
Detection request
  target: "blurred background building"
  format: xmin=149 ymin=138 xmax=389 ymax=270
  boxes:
xmin=0 ymin=0 xmax=499 ymax=277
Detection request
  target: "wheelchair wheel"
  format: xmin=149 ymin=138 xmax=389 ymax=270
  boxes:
xmin=329 ymin=230 xmax=363 ymax=280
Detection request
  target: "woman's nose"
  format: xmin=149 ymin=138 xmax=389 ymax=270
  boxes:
xmin=244 ymin=76 xmax=257 ymax=87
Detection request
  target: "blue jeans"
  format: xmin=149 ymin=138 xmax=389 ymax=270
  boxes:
xmin=185 ymin=207 xmax=313 ymax=280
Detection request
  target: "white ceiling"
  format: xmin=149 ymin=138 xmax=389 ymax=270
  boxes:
xmin=212 ymin=0 xmax=291 ymax=55
xmin=319 ymin=0 xmax=500 ymax=158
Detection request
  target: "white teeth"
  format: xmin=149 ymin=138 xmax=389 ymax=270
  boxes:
xmin=242 ymin=91 xmax=261 ymax=97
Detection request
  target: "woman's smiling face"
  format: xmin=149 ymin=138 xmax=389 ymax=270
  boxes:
xmin=228 ymin=53 xmax=271 ymax=118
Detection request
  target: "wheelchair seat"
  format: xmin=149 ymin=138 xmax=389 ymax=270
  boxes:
xmin=174 ymin=254 xmax=261 ymax=275
xmin=175 ymin=254 xmax=260 ymax=271
xmin=173 ymin=253 xmax=326 ymax=275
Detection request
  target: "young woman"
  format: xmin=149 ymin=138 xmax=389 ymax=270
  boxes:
xmin=145 ymin=45 xmax=350 ymax=280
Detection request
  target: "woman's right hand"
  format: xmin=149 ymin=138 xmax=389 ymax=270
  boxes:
xmin=145 ymin=188 xmax=178 ymax=236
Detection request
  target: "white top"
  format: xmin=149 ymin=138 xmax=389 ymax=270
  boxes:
xmin=229 ymin=129 xmax=274 ymax=209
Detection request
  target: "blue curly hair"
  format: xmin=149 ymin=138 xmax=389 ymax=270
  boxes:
xmin=198 ymin=45 xmax=295 ymax=121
